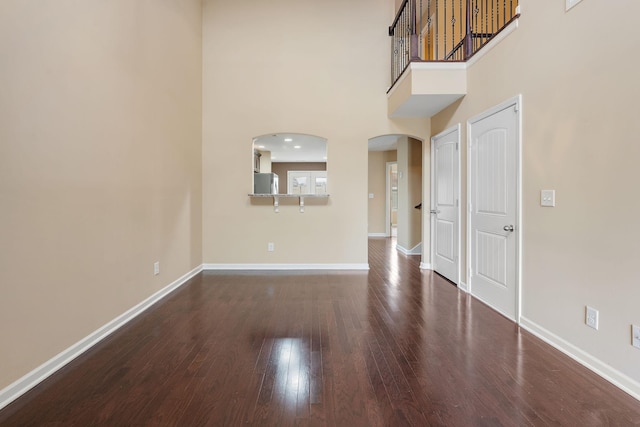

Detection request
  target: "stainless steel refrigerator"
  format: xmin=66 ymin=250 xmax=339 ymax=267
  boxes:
xmin=253 ymin=173 xmax=279 ymax=194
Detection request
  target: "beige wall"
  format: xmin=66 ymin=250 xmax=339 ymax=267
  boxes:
xmin=397 ymin=137 xmax=423 ymax=251
xmin=202 ymin=0 xmax=429 ymax=266
xmin=368 ymin=150 xmax=397 ymax=235
xmin=0 ymin=0 xmax=203 ymax=390
xmin=432 ymin=0 xmax=640 ymax=385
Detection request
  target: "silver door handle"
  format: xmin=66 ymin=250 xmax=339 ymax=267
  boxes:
xmin=503 ymin=225 xmax=514 ymax=232
xmin=430 ymin=210 xmax=440 ymax=214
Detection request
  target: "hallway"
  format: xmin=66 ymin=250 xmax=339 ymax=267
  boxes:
xmin=1 ymin=238 xmax=639 ymax=425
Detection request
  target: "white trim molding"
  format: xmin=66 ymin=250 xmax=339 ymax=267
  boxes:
xmin=419 ymin=262 xmax=432 ymax=270
xmin=0 ymin=265 xmax=203 ymax=412
xmin=458 ymin=281 xmax=469 ymax=293
xmin=203 ymin=263 xmax=370 ymax=271
xmin=520 ymin=317 xmax=640 ymax=401
xmin=396 ymin=243 xmax=422 ymax=256
xmin=368 ymin=233 xmax=388 ymax=238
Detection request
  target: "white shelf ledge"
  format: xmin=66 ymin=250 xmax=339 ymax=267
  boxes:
xmin=248 ymin=194 xmax=329 ymax=213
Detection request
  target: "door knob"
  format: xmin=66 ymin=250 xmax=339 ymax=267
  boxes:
xmin=503 ymin=225 xmax=514 ymax=232
xmin=430 ymin=210 xmax=440 ymax=214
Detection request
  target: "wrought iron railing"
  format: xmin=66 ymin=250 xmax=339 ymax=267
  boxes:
xmin=389 ymin=0 xmax=519 ymax=86
xmin=389 ymin=0 xmax=421 ymax=87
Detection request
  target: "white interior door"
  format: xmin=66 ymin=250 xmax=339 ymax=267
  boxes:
xmin=431 ymin=125 xmax=460 ymax=284
xmin=468 ymin=99 xmax=520 ymax=321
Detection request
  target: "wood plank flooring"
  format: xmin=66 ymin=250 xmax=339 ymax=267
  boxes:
xmin=1 ymin=237 xmax=639 ymax=426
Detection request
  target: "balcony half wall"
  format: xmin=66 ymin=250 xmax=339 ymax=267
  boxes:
xmin=388 ymin=62 xmax=467 ymax=118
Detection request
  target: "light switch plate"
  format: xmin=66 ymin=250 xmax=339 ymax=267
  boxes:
xmin=586 ymin=306 xmax=599 ymax=330
xmin=632 ymin=325 xmax=640 ymax=349
xmin=541 ymin=190 xmax=555 ymax=207
xmin=368 ymin=193 xmax=374 ymax=199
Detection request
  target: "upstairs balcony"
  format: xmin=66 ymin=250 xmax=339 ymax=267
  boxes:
xmin=388 ymin=0 xmax=520 ymax=118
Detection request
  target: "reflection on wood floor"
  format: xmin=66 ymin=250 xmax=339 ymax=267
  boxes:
xmin=1 ymin=237 xmax=639 ymax=425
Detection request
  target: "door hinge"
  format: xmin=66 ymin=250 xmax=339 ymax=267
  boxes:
xmin=456 ymin=142 xmax=459 ymax=150
xmin=456 ymin=199 xmax=459 ymax=207
xmin=468 ymin=202 xmax=473 ymax=213
xmin=514 ymin=104 xmax=519 ymax=113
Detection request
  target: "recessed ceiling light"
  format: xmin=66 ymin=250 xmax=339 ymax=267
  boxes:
xmin=294 ymin=145 xmax=301 ymax=149
xmin=284 ymin=138 xmax=293 ymax=142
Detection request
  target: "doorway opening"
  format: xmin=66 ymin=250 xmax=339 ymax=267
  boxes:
xmin=387 ymin=162 xmax=398 ymax=237
xmin=368 ymin=135 xmax=422 ymax=256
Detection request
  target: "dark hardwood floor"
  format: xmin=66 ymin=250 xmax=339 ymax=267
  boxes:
xmin=1 ymin=238 xmax=639 ymax=426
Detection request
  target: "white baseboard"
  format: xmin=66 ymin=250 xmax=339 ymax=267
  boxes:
xmin=203 ymin=263 xmax=370 ymax=271
xmin=520 ymin=317 xmax=640 ymax=402
xmin=368 ymin=233 xmax=388 ymax=238
xmin=0 ymin=265 xmax=203 ymax=412
xmin=419 ymin=262 xmax=432 ymax=270
xmin=396 ymin=242 xmax=422 ymax=256
xmin=458 ymin=281 xmax=469 ymax=292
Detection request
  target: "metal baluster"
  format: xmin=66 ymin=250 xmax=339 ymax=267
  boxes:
xmin=435 ymin=0 xmax=439 ymax=59
xmin=393 ymin=31 xmax=397 ymax=83
xmin=460 ymin=0 xmax=463 ymax=59
xmin=450 ymin=0 xmax=454 ymax=59
xmin=443 ymin=0 xmax=447 ymax=59
xmin=503 ymin=0 xmax=506 ymax=27
xmin=405 ymin=5 xmax=409 ymax=65
xmin=483 ymin=0 xmax=487 ymax=47
xmin=400 ymin=8 xmax=404 ymax=74
xmin=391 ymin=29 xmax=394 ymax=84
xmin=400 ymin=8 xmax=403 ymax=73
xmin=419 ymin=0 xmax=423 ymax=59
xmin=427 ymin=0 xmax=431 ymax=60
xmin=492 ymin=0 xmax=495 ymax=36
xmin=474 ymin=0 xmax=479 ymax=52
xmin=454 ymin=0 xmax=458 ymax=59
xmin=406 ymin=5 xmax=409 ymax=64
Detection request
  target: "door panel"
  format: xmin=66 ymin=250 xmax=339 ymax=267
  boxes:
xmin=469 ymin=103 xmax=518 ymax=320
xmin=432 ymin=126 xmax=459 ymax=284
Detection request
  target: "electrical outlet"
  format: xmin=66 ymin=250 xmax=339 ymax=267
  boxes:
xmin=632 ymin=325 xmax=640 ymax=349
xmin=154 ymin=261 xmax=160 ymax=276
xmin=585 ymin=306 xmax=598 ymax=330
xmin=267 ymin=242 xmax=275 ymax=252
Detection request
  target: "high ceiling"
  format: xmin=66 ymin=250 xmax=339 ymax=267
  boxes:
xmin=368 ymin=135 xmax=400 ymax=151
xmin=253 ymin=133 xmax=327 ymax=163
xmin=253 ymin=133 xmax=401 ymax=163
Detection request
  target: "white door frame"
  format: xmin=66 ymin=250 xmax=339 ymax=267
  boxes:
xmin=467 ymin=95 xmax=522 ymax=322
xmin=430 ymin=124 xmax=461 ymax=285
